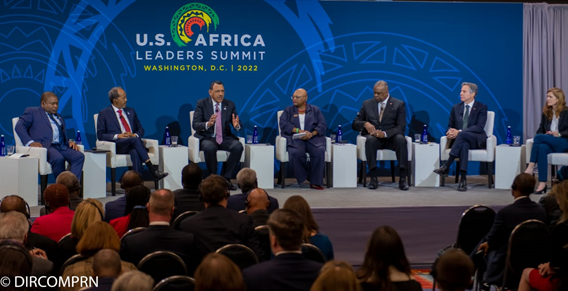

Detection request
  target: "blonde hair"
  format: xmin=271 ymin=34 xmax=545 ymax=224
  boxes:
xmin=311 ymin=261 xmax=360 ymax=291
xmin=552 ymin=181 xmax=568 ymax=224
xmin=71 ymin=199 xmax=104 ymax=239
xmin=76 ymin=221 xmax=120 ymax=257
xmin=543 ymin=87 xmax=566 ymax=121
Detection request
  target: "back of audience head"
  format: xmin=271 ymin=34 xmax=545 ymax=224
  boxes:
xmin=268 ymin=209 xmax=304 ymax=252
xmin=0 ymin=242 xmax=33 ymax=288
xmin=237 ymin=168 xmax=257 ymax=193
xmin=511 ymin=173 xmax=535 ymax=197
xmin=124 ymin=185 xmax=150 ymax=230
xmin=356 ymin=226 xmax=411 ymax=289
xmin=194 ymin=253 xmax=245 ymax=291
xmin=71 ymin=199 xmax=104 ymax=239
xmin=311 ymin=261 xmax=360 ymax=291
xmin=283 ymin=195 xmax=319 ymax=241
xmin=56 ymin=171 xmax=80 ymax=195
xmin=246 ymin=188 xmax=269 ymax=214
xmin=434 ymin=249 xmax=474 ymax=291
xmin=200 ymin=175 xmax=229 ymax=206
xmin=554 ymin=180 xmax=568 ymax=224
xmin=182 ymin=163 xmax=203 ymax=189
xmin=0 ymin=195 xmax=29 ymax=218
xmin=44 ymin=183 xmax=70 ymax=211
xmin=76 ymin=221 xmax=120 ymax=257
xmin=120 ymin=170 xmax=144 ymax=193
xmin=111 ymin=270 xmax=154 ymax=291
xmin=148 ymin=189 xmax=175 ymax=219
xmin=0 ymin=211 xmax=29 ymax=243
xmin=92 ymin=249 xmax=122 ymax=278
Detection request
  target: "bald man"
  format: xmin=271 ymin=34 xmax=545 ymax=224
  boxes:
xmin=104 ymin=170 xmax=144 ymax=222
xmin=279 ymin=88 xmax=327 ymax=190
xmin=246 ymin=188 xmax=270 ymax=227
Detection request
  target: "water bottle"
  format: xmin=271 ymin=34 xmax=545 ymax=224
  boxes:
xmin=76 ymin=131 xmax=82 ymax=145
xmin=0 ymin=135 xmax=5 ymax=157
xmin=165 ymin=126 xmax=171 ymax=146
xmin=506 ymin=126 xmax=512 ymax=145
xmin=253 ymin=125 xmax=259 ymax=144
xmin=421 ymin=124 xmax=428 ymax=144
xmin=337 ymin=125 xmax=343 ymax=143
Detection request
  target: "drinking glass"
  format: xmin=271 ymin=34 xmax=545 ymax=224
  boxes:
xmin=171 ymin=136 xmax=178 ymax=147
xmin=414 ymin=134 xmax=421 ymax=143
xmin=330 ymin=134 xmax=336 ymax=144
xmin=246 ymin=135 xmax=253 ymax=144
xmin=7 ymin=145 xmax=15 ymax=156
xmin=513 ymin=136 xmax=521 ymax=146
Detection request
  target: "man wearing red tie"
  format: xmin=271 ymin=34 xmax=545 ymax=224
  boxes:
xmin=192 ymin=80 xmax=243 ymax=190
xmin=96 ymin=87 xmax=168 ymax=180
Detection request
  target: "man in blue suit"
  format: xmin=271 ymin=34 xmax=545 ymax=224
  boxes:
xmin=96 ymin=87 xmax=167 ymax=180
xmin=434 ymin=82 xmax=488 ymax=192
xmin=15 ymin=92 xmax=84 ymax=180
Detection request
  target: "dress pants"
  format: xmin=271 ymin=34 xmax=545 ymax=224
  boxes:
xmin=530 ymin=134 xmax=568 ymax=182
xmin=288 ymin=142 xmax=325 ymax=185
xmin=115 ymin=137 xmax=150 ymax=175
xmin=365 ymin=133 xmax=408 ymax=178
xmin=448 ymin=131 xmax=485 ymax=172
xmin=48 ymin=144 xmax=85 ymax=180
xmin=200 ymin=137 xmax=243 ymax=179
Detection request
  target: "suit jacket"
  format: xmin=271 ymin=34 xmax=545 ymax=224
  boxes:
xmin=192 ymin=97 xmax=241 ymax=140
xmin=173 ymin=188 xmax=205 ymax=219
xmin=105 ymin=195 xmax=126 ymax=222
xmin=25 ymin=231 xmax=58 ymax=264
xmin=447 ymin=101 xmax=488 ymax=147
xmin=15 ymin=106 xmax=70 ymax=149
xmin=279 ymin=104 xmax=327 ymax=148
xmin=179 ymin=205 xmax=264 ymax=261
xmin=30 ymin=207 xmax=74 ymax=242
xmin=120 ymin=224 xmax=196 ymax=272
xmin=484 ymin=197 xmax=547 ymax=284
xmin=227 ymin=192 xmax=279 ymax=214
xmin=536 ymin=109 xmax=568 ymax=141
xmin=32 ymin=256 xmax=54 ymax=277
xmin=352 ymin=97 xmax=407 ymax=138
xmin=96 ymin=105 xmax=144 ymax=141
xmin=249 ymin=209 xmax=269 ymax=228
xmin=243 ymin=253 xmax=323 ymax=291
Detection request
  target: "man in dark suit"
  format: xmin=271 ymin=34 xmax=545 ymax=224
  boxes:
xmin=352 ymin=80 xmax=409 ymax=190
xmin=96 ymin=86 xmax=167 ymax=180
xmin=227 ymin=168 xmax=279 ymax=213
xmin=15 ymin=91 xmax=84 ymax=179
xmin=434 ymin=82 xmax=488 ymax=191
xmin=476 ymin=173 xmax=547 ymax=286
xmin=173 ymin=163 xmax=205 ymax=220
xmin=192 ymin=80 xmax=243 ymax=190
xmin=120 ymin=189 xmax=196 ymax=273
xmin=179 ymin=175 xmax=264 ymax=262
xmin=104 ymin=170 xmax=143 ymax=222
xmin=243 ymin=209 xmax=323 ymax=291
xmin=246 ymin=188 xmax=270 ymax=228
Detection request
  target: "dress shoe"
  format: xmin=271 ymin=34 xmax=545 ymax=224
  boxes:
xmin=226 ymin=179 xmax=238 ymax=191
xmin=534 ymin=185 xmax=547 ymax=195
xmin=433 ymin=165 xmax=449 ymax=176
xmin=457 ymin=179 xmax=468 ymax=192
xmin=368 ymin=177 xmax=379 ymax=190
xmin=310 ymin=184 xmax=324 ymax=190
xmin=153 ymin=170 xmax=169 ymax=181
xmin=399 ymin=178 xmax=409 ymax=191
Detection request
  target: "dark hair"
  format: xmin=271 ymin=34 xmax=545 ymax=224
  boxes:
xmin=434 ymin=249 xmax=474 ymax=291
xmin=120 ymin=171 xmax=143 ymax=193
xmin=200 ymin=175 xmax=229 ymax=205
xmin=108 ymin=87 xmax=122 ymax=104
xmin=0 ymin=243 xmax=33 ymax=291
xmin=209 ymin=80 xmax=224 ymax=90
xmin=182 ymin=163 xmax=202 ymax=189
xmin=125 ymin=185 xmax=150 ymax=230
xmin=267 ymin=209 xmax=304 ymax=251
xmin=194 ymin=253 xmax=245 ymax=291
xmin=283 ymin=195 xmax=319 ymax=242
xmin=40 ymin=91 xmax=57 ymax=104
xmin=511 ymin=173 xmax=535 ymax=196
xmin=44 ymin=184 xmax=70 ymax=210
xmin=356 ymin=226 xmax=411 ymax=291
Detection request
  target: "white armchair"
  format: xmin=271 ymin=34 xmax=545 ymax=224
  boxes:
xmin=525 ymin=138 xmax=568 ymax=183
xmin=356 ymin=134 xmax=412 ymax=187
xmin=440 ymin=111 xmax=496 ymax=188
xmin=187 ymin=111 xmax=245 ymax=175
xmin=94 ymin=114 xmax=159 ymax=196
xmin=275 ymin=110 xmax=332 ymax=188
xmin=12 ymin=117 xmax=84 ymax=204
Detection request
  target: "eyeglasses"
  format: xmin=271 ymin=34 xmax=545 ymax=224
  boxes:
xmin=291 ymin=95 xmax=305 ymax=100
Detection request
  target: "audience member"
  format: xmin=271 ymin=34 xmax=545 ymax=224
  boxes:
xmin=284 ymin=195 xmax=334 ymax=261
xmin=173 ymin=163 xmax=205 ymax=219
xmin=31 ymin=184 xmax=74 ymax=242
xmin=227 ymin=168 xmax=279 ymax=213
xmin=120 ymin=189 xmax=196 ymax=273
xmin=41 ymin=171 xmax=83 ymax=215
xmin=61 ymin=221 xmax=136 ymax=291
xmin=0 ymin=241 xmax=34 ymax=291
xmin=109 ymin=185 xmax=150 ymax=237
xmin=110 ymin=270 xmax=154 ymax=291
xmin=311 ymin=261 xmax=360 ymax=291
xmin=243 ymin=209 xmax=323 ymax=291
xmin=476 ymin=173 xmax=547 ymax=286
xmin=83 ymin=249 xmax=122 ymax=291
xmin=194 ymin=253 xmax=245 ymax=291
xmin=357 ymin=226 xmax=422 ymax=291
xmin=105 ymin=170 xmax=144 ymax=222
xmin=246 ymin=188 xmax=270 ymax=227
xmin=539 ymin=182 xmax=565 ymax=226
xmin=434 ymin=249 xmax=474 ymax=291
xmin=180 ymin=175 xmax=264 ymax=261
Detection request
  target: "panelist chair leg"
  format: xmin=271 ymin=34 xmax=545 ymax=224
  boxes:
xmin=154 ymin=180 xmax=159 ymax=191
xmin=40 ymin=175 xmax=48 ymax=205
xmin=326 ymin=162 xmax=332 ymax=188
xmin=487 ymin=162 xmax=493 ymax=188
xmin=280 ymin=162 xmax=286 ymax=189
xmin=111 ymin=168 xmax=116 ymax=196
xmin=362 ymin=161 xmax=367 ymax=187
xmin=390 ymin=161 xmax=396 ymax=183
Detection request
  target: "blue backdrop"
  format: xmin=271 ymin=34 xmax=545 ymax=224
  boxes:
xmin=0 ymin=0 xmax=522 ymax=175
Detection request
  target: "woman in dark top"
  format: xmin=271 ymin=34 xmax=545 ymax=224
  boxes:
xmin=525 ymin=88 xmax=568 ymax=194
xmin=357 ymin=226 xmax=422 ymax=291
xmin=109 ymin=185 xmax=150 ymax=237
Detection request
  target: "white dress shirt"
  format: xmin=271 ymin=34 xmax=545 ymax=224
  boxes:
xmin=111 ymin=105 xmax=135 ymax=140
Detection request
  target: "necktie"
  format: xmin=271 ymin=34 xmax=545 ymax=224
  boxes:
xmin=48 ymin=113 xmax=64 ymax=144
xmin=215 ymin=103 xmax=223 ymax=145
xmin=462 ymin=105 xmax=470 ymax=129
xmin=117 ymin=109 xmax=132 ymax=133
xmin=379 ymin=103 xmax=386 ymax=122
